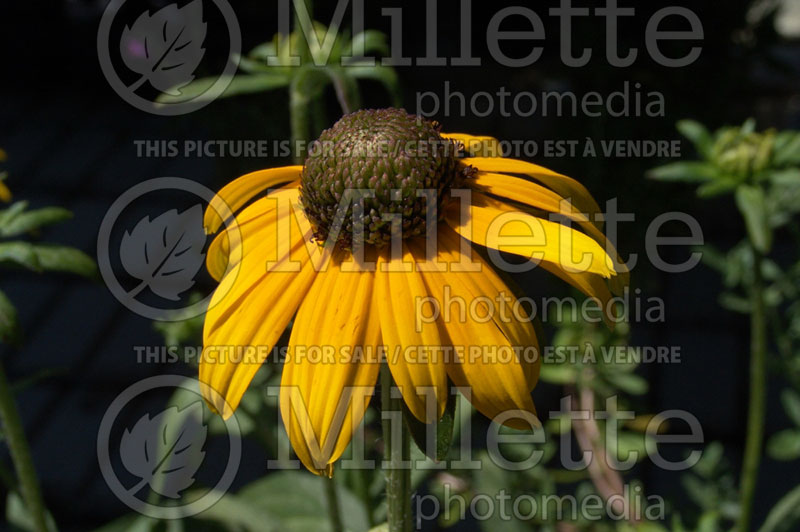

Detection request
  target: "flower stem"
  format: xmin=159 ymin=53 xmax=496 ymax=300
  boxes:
xmin=324 ymin=477 xmax=344 ymax=532
xmin=0 ymin=361 xmax=49 ymax=532
xmin=381 ymin=366 xmax=412 ymax=532
xmin=737 ymin=245 xmax=767 ymax=532
xmin=290 ymin=0 xmax=313 ymax=164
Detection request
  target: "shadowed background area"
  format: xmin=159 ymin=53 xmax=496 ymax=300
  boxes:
xmin=0 ymin=0 xmax=799 ymax=530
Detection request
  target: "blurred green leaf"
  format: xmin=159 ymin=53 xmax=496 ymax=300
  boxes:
xmin=694 ymin=441 xmax=724 ymax=478
xmin=0 ymin=207 xmax=71 ymax=238
xmin=237 ymin=471 xmax=370 ymax=532
xmin=772 ymin=131 xmax=800 ymax=167
xmin=0 ymin=201 xmax=28 ymax=229
xmin=156 ymin=73 xmax=291 ymax=105
xmin=697 ymin=510 xmax=720 ymax=532
xmin=5 ymin=492 xmax=57 ymax=532
xmin=473 ymin=451 xmax=529 ymax=532
xmin=768 ymin=168 xmax=800 ymax=186
xmin=404 ymin=391 xmax=456 ymax=462
xmin=0 ymin=289 xmax=20 ymax=345
xmin=647 ymin=161 xmax=719 ymax=183
xmin=189 ymin=488 xmax=282 ymax=531
xmin=758 ymin=484 xmax=800 ymax=532
xmin=766 ymin=429 xmax=800 ymax=461
xmin=697 ymin=178 xmax=739 ymax=197
xmin=348 ymin=30 xmax=390 ymax=57
xmin=31 ymin=244 xmax=98 ymax=278
xmin=0 ymin=241 xmax=39 ymax=271
xmin=735 ymin=185 xmax=772 ymax=253
xmin=677 ymin=119 xmax=713 ymax=158
xmin=781 ymin=389 xmax=800 ymax=427
xmin=539 ymin=364 xmax=578 ymax=385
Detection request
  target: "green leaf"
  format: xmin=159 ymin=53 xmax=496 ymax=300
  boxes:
xmin=348 ymin=30 xmax=390 ymax=57
xmin=367 ymin=525 xmax=388 ymax=532
xmin=238 ymin=472 xmax=370 ymax=532
xmin=697 ymin=178 xmax=739 ymax=197
xmin=781 ymin=389 xmax=800 ymax=427
xmin=0 ymin=241 xmax=40 ymax=271
xmin=646 ymin=161 xmax=719 ymax=182
xmin=735 ymin=185 xmax=772 ymax=253
xmin=697 ymin=511 xmax=720 ymax=532
xmin=772 ymin=131 xmax=800 ymax=167
xmin=694 ymin=441 xmax=724 ymax=478
xmin=766 ymin=429 xmax=800 ymax=461
xmin=0 ymin=201 xmax=28 ymax=228
xmin=0 ymin=289 xmax=20 ymax=345
xmin=404 ymin=391 xmax=456 ymax=462
xmin=0 ymin=207 xmax=72 ymax=237
xmin=31 ymin=245 xmax=98 ymax=278
xmin=768 ymin=168 xmax=800 ymax=187
xmin=758 ymin=484 xmax=800 ymax=532
xmin=156 ymin=73 xmax=291 ymax=105
xmin=677 ymin=119 xmax=713 ymax=157
xmin=5 ymin=492 xmax=58 ymax=532
xmin=539 ymin=364 xmax=578 ymax=384
xmin=189 ymin=489 xmax=282 ymax=532
xmin=473 ymin=452 xmax=529 ymax=532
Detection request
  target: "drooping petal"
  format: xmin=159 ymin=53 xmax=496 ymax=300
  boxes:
xmin=444 ymin=191 xmax=616 ymax=278
xmin=200 ymin=190 xmax=330 ymax=418
xmin=280 ymin=254 xmax=381 ymax=476
xmin=376 ymin=248 xmax=448 ymax=422
xmin=204 ymin=166 xmax=302 ymax=233
xmin=411 ymin=237 xmax=540 ymax=431
xmin=461 ymin=157 xmax=602 ymax=225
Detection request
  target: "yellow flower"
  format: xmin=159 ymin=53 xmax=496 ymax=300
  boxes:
xmin=200 ymin=109 xmax=623 ymax=476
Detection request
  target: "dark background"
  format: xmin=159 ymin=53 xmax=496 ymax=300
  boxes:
xmin=0 ymin=0 xmax=798 ymax=529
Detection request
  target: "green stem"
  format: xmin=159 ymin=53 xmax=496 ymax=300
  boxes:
xmin=0 ymin=361 xmax=49 ymax=532
xmin=289 ymin=0 xmax=313 ymax=164
xmin=324 ymin=477 xmax=344 ymax=532
xmin=737 ymin=245 xmax=767 ymax=532
xmin=381 ymin=366 xmax=412 ymax=532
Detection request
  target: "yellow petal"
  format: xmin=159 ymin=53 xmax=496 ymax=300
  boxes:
xmin=205 ymin=187 xmax=299 ymax=282
xmin=445 ymin=191 xmax=616 ymax=278
xmin=441 ymin=133 xmax=500 ymax=157
xmin=280 ymin=255 xmax=381 ymax=475
xmin=204 ymin=166 xmax=302 ymax=233
xmin=410 ymin=237 xmax=539 ymax=431
xmin=471 ymin=172 xmax=629 ymax=299
xmin=0 ymin=180 xmax=11 ymax=203
xmin=200 ymin=193 xmax=323 ymax=418
xmin=462 ymin=157 xmax=602 ymax=225
xmin=376 ymin=248 xmax=447 ymax=422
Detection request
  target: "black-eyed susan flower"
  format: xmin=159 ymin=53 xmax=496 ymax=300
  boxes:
xmin=200 ymin=108 xmax=623 ymax=476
